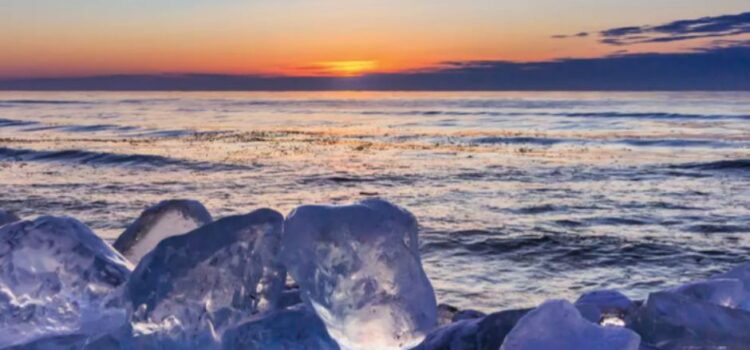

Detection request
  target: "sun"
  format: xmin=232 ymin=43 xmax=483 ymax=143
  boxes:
xmin=316 ymin=60 xmax=378 ymax=76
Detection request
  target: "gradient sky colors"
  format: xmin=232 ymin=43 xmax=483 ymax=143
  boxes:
xmin=2 ymin=0 xmax=750 ymax=79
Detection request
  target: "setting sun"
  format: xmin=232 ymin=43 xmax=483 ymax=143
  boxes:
xmin=315 ymin=60 xmax=378 ymax=76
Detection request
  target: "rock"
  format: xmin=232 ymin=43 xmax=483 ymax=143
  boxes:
xmin=437 ymin=304 xmax=460 ymax=326
xmin=436 ymin=304 xmax=486 ymax=325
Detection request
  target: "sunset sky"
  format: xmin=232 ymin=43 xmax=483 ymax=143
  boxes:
xmin=2 ymin=0 xmax=749 ymax=79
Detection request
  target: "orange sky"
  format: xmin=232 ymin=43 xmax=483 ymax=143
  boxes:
xmin=2 ymin=0 xmax=749 ymax=78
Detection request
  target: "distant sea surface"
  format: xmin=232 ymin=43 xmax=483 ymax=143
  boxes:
xmin=1 ymin=91 xmax=749 ymax=311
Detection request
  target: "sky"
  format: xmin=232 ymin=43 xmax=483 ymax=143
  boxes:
xmin=2 ymin=0 xmax=750 ymax=79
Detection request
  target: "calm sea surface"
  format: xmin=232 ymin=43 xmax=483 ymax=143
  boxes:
xmin=1 ymin=91 xmax=749 ymax=311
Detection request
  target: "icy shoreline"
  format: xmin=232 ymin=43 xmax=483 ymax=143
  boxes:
xmin=1 ymin=199 xmax=749 ymax=350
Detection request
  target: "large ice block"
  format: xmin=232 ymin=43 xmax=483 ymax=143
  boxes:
xmin=282 ymin=199 xmax=437 ymax=350
xmin=629 ymin=291 xmax=750 ymax=349
xmin=0 ymin=217 xmax=132 ymax=348
xmin=500 ymin=300 xmax=640 ymax=350
xmin=114 ymin=199 xmax=213 ymax=263
xmin=125 ymin=208 xmax=286 ymax=344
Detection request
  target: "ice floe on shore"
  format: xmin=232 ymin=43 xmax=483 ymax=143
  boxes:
xmin=125 ymin=208 xmax=286 ymax=349
xmin=282 ymin=199 xmax=437 ymax=350
xmin=113 ymin=199 xmax=213 ymax=264
xmin=1 ymin=199 xmax=750 ymax=350
xmin=0 ymin=216 xmax=132 ymax=348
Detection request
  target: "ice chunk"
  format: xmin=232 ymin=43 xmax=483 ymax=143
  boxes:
xmin=713 ymin=263 xmax=750 ymax=310
xmin=575 ymin=290 xmax=633 ymax=325
xmin=0 ymin=217 xmax=132 ymax=348
xmin=413 ymin=319 xmax=480 ymax=350
xmin=0 ymin=209 xmax=20 ymax=227
xmin=222 ymin=305 xmax=341 ymax=350
xmin=282 ymin=199 xmax=437 ymax=350
xmin=114 ymin=199 xmax=212 ymax=263
xmin=413 ymin=308 xmax=529 ymax=350
xmin=500 ymin=300 xmax=640 ymax=350
xmin=125 ymin=208 xmax=286 ymax=345
xmin=670 ymin=279 xmax=746 ymax=309
xmin=630 ymin=291 xmax=750 ymax=349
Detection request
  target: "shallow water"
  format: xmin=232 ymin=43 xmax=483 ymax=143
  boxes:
xmin=1 ymin=91 xmax=749 ymax=312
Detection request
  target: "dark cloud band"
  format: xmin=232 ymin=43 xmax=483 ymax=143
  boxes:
xmin=599 ymin=12 xmax=750 ymax=45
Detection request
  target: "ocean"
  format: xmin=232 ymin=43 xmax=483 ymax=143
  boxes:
xmin=1 ymin=91 xmax=749 ymax=312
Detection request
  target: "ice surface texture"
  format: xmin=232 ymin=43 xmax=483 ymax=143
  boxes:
xmin=114 ymin=199 xmax=213 ymax=264
xmin=414 ymin=308 xmax=529 ymax=350
xmin=575 ymin=290 xmax=634 ymax=324
xmin=500 ymin=300 xmax=641 ymax=350
xmin=124 ymin=208 xmax=286 ymax=347
xmin=282 ymin=199 xmax=438 ymax=350
xmin=670 ymin=279 xmax=747 ymax=309
xmin=0 ymin=216 xmax=132 ymax=348
xmin=222 ymin=304 xmax=340 ymax=350
xmin=713 ymin=262 xmax=750 ymax=309
xmin=630 ymin=291 xmax=750 ymax=349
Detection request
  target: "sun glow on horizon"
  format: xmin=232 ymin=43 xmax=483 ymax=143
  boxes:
xmin=312 ymin=61 xmax=378 ymax=77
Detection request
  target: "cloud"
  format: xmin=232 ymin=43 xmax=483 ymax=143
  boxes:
xmin=551 ymin=32 xmax=589 ymax=39
xmin=599 ymin=11 xmax=750 ymax=45
xmin=2 ymin=43 xmax=748 ymax=91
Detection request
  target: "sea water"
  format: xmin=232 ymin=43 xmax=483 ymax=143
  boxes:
xmin=0 ymin=91 xmax=748 ymax=312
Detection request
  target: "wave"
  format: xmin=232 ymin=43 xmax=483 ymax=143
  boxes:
xmin=297 ymin=173 xmax=419 ymax=186
xmin=0 ymin=118 xmax=38 ymax=127
xmin=59 ymin=124 xmax=140 ymax=133
xmin=685 ymin=224 xmax=749 ymax=234
xmin=555 ymin=112 xmax=750 ymax=120
xmin=424 ymin=232 xmax=750 ymax=271
xmin=0 ymin=99 xmax=89 ymax=105
xmin=352 ymin=109 xmax=750 ymax=120
xmin=472 ymin=136 xmax=566 ymax=146
xmin=617 ymin=138 xmax=740 ymax=148
xmin=7 ymin=121 xmax=192 ymax=138
xmin=471 ymin=135 xmax=745 ymax=149
xmin=0 ymin=147 xmax=251 ymax=172
xmin=669 ymin=159 xmax=750 ymax=172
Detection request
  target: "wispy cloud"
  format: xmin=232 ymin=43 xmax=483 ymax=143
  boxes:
xmin=551 ymin=32 xmax=589 ymax=39
xmin=599 ymin=11 xmax=750 ymax=45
